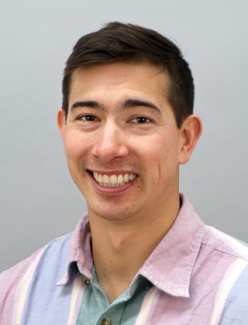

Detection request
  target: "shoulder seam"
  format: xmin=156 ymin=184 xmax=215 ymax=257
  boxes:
xmin=0 ymin=245 xmax=47 ymax=277
xmin=201 ymin=242 xmax=248 ymax=263
xmin=0 ymin=232 xmax=73 ymax=276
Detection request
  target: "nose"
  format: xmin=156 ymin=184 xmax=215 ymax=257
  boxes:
xmin=92 ymin=121 xmax=129 ymax=163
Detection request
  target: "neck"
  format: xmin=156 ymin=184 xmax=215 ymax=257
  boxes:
xmin=89 ymin=194 xmax=180 ymax=303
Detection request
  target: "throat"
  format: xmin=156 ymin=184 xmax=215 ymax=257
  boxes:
xmin=91 ymin=229 xmax=153 ymax=302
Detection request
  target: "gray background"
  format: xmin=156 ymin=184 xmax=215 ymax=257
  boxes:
xmin=0 ymin=0 xmax=247 ymax=272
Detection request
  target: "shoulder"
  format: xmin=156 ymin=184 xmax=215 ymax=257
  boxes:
xmin=201 ymin=225 xmax=248 ymax=285
xmin=202 ymin=226 xmax=248 ymax=324
xmin=202 ymin=225 xmax=248 ymax=262
xmin=0 ymin=233 xmax=72 ymax=325
xmin=0 ymin=232 xmax=73 ymax=283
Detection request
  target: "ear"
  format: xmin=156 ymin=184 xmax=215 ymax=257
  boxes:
xmin=57 ymin=108 xmax=66 ymax=142
xmin=178 ymin=114 xmax=202 ymax=165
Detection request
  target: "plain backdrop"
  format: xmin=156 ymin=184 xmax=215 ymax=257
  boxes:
xmin=0 ymin=0 xmax=248 ymax=272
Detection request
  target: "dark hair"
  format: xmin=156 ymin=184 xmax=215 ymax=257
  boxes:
xmin=62 ymin=22 xmax=194 ymax=127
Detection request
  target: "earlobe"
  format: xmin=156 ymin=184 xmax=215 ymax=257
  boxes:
xmin=178 ymin=114 xmax=202 ymax=165
xmin=57 ymin=108 xmax=66 ymax=141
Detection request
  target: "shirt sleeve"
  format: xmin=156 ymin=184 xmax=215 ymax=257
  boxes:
xmin=219 ymin=263 xmax=248 ymax=325
xmin=0 ymin=247 xmax=46 ymax=325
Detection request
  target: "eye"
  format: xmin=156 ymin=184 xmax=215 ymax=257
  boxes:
xmin=79 ymin=115 xmax=99 ymax=122
xmin=131 ymin=116 xmax=151 ymax=124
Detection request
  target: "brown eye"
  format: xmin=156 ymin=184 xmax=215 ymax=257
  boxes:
xmin=135 ymin=117 xmax=150 ymax=123
xmin=81 ymin=115 xmax=98 ymax=121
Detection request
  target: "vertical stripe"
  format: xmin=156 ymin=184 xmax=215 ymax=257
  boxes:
xmin=210 ymin=259 xmax=248 ymax=325
xmin=135 ymin=287 xmax=160 ymax=325
xmin=12 ymin=248 xmax=46 ymax=325
xmin=66 ymin=271 xmax=85 ymax=325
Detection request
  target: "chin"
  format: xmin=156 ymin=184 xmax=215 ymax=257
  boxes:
xmin=90 ymin=203 xmax=140 ymax=221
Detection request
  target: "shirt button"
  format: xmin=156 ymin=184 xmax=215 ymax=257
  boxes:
xmin=101 ymin=318 xmax=112 ymax=325
xmin=85 ymin=279 xmax=91 ymax=286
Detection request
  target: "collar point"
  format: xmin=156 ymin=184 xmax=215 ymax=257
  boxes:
xmin=56 ymin=274 xmax=69 ymax=286
xmin=176 ymin=287 xmax=190 ymax=297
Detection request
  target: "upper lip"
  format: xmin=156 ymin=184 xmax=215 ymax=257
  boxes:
xmin=88 ymin=169 xmax=138 ymax=175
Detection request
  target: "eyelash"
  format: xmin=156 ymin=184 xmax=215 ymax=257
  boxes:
xmin=78 ymin=115 xmax=99 ymax=122
xmin=130 ymin=116 xmax=151 ymax=124
xmin=77 ymin=115 xmax=152 ymax=124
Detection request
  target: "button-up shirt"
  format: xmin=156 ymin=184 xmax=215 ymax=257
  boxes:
xmin=1 ymin=194 xmax=248 ymax=324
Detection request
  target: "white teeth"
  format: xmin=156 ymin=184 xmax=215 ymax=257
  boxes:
xmin=117 ymin=175 xmax=123 ymax=184
xmin=110 ymin=175 xmax=117 ymax=184
xmin=123 ymin=173 xmax=129 ymax=183
xmin=93 ymin=172 xmax=137 ymax=187
xmin=102 ymin=175 xmax=109 ymax=183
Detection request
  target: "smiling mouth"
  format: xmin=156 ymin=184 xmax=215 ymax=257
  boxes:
xmin=90 ymin=171 xmax=138 ymax=187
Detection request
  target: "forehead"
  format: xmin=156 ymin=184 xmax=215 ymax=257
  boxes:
xmin=69 ymin=62 xmax=171 ymax=107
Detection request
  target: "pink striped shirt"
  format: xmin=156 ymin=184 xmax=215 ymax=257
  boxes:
xmin=1 ymin=194 xmax=248 ymax=324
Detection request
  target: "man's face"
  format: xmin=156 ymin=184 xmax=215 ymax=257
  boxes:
xmin=58 ymin=62 xmax=185 ymax=223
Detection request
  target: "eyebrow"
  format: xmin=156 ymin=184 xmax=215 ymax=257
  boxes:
xmin=70 ymin=99 xmax=161 ymax=114
xmin=123 ymin=99 xmax=161 ymax=113
xmin=71 ymin=101 xmax=104 ymax=111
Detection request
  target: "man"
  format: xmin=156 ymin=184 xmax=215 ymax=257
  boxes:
xmin=1 ymin=22 xmax=248 ymax=325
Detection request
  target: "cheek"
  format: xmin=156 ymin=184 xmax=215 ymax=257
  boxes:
xmin=64 ymin=131 xmax=90 ymax=159
xmin=142 ymin=135 xmax=179 ymax=177
xmin=134 ymin=136 xmax=166 ymax=172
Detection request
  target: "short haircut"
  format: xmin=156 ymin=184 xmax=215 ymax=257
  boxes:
xmin=62 ymin=22 xmax=194 ymax=128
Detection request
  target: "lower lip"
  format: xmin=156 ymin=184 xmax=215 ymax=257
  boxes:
xmin=89 ymin=172 xmax=138 ymax=194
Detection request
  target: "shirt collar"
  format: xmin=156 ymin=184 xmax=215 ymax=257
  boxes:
xmin=139 ymin=194 xmax=205 ymax=297
xmin=56 ymin=215 xmax=92 ymax=285
xmin=57 ymin=193 xmax=205 ymax=298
